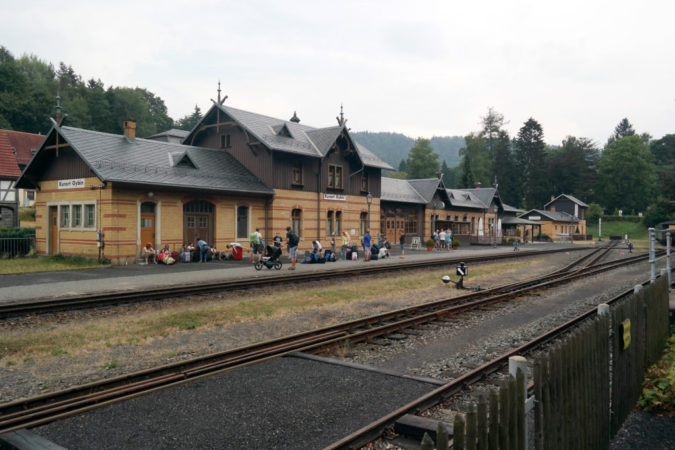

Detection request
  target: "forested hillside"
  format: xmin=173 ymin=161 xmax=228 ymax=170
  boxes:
xmin=351 ymin=131 xmax=464 ymax=169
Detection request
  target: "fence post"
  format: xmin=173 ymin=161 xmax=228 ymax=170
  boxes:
xmin=667 ymin=230 xmax=672 ymax=292
xmin=488 ymin=389 xmax=499 ymax=450
xmin=454 ymin=414 xmax=466 ymax=450
xmin=509 ymin=356 xmax=528 ymax=448
xmin=649 ymin=227 xmax=656 ymax=283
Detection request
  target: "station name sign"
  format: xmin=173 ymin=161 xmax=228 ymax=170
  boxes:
xmin=323 ymin=193 xmax=346 ymax=201
xmin=58 ymin=178 xmax=86 ymax=189
xmin=528 ymin=216 xmax=541 ymax=220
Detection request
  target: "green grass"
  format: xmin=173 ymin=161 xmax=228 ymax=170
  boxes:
xmin=0 ymin=255 xmax=107 ymax=275
xmin=639 ymin=327 xmax=675 ymax=416
xmin=586 ymin=220 xmax=648 ymax=240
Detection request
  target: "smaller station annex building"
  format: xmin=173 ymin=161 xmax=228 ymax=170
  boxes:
xmin=16 ymin=102 xmax=392 ymax=264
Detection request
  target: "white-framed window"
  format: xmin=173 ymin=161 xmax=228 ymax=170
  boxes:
xmin=58 ymin=203 xmax=96 ymax=230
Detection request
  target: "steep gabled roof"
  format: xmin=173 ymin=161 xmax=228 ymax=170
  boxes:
xmin=0 ymin=129 xmax=44 ymax=175
xmin=17 ymin=126 xmax=273 ymax=196
xmin=0 ymin=131 xmax=21 ymax=178
xmin=544 ymin=194 xmax=589 ymax=208
xmin=462 ymin=187 xmax=497 ymax=208
xmin=380 ymin=177 xmax=426 ymax=203
xmin=407 ymin=178 xmax=444 ymax=203
xmin=187 ymin=104 xmax=393 ymax=169
xmin=446 ymin=189 xmax=488 ymax=209
xmin=520 ymin=209 xmax=579 ymax=223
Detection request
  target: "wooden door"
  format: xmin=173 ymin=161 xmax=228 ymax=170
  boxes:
xmin=50 ymin=207 xmax=58 ymax=255
xmin=140 ymin=212 xmax=155 ymax=249
xmin=184 ymin=213 xmax=212 ymax=246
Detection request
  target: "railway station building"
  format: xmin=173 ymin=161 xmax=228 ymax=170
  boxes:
xmin=16 ymin=102 xmax=392 ymax=264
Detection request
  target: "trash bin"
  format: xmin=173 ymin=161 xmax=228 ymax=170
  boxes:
xmin=232 ymin=246 xmax=243 ymax=260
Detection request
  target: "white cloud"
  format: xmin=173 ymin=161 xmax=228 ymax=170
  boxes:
xmin=3 ymin=0 xmax=675 ymax=143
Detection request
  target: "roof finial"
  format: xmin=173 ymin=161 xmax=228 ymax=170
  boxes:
xmin=336 ymin=104 xmax=347 ymax=126
xmin=55 ymin=92 xmax=62 ymax=124
xmin=212 ymin=80 xmax=228 ymax=106
xmin=290 ymin=111 xmax=300 ymax=123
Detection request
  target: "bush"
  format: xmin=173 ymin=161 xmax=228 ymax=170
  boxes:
xmin=638 ymin=328 xmax=675 ymax=415
xmin=19 ymin=207 xmax=35 ymax=222
xmin=0 ymin=227 xmax=35 ymax=238
xmin=424 ymin=239 xmax=435 ymax=247
xmin=587 ymin=203 xmax=604 ymax=223
xmin=538 ymin=233 xmax=552 ymax=242
xmin=451 ymin=239 xmax=460 ymax=247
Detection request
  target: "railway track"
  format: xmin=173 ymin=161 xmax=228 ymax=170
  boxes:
xmin=0 ymin=244 xmax=651 ymax=434
xmin=0 ymin=246 xmax=591 ymax=319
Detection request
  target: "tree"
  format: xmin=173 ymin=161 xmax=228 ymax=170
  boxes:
xmin=514 ymin=118 xmax=549 ymax=209
xmin=650 ymin=134 xmax=675 ymax=203
xmin=460 ymin=152 xmax=475 ymax=188
xmin=547 ymin=136 xmax=599 ymax=203
xmin=398 ymin=159 xmax=407 ymax=172
xmin=458 ymin=133 xmax=490 ymax=187
xmin=174 ymin=105 xmax=203 ymax=131
xmin=493 ymin=130 xmax=520 ymax=205
xmin=596 ymin=135 xmax=657 ymax=213
xmin=406 ymin=138 xmax=439 ymax=179
xmin=480 ymin=107 xmax=506 ymax=168
xmin=607 ymin=118 xmax=636 ymax=147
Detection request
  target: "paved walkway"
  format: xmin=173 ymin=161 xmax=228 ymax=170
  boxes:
xmin=0 ymin=243 xmax=578 ymax=304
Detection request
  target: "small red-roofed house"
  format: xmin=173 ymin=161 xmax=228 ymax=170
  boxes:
xmin=0 ymin=129 xmax=45 ymax=227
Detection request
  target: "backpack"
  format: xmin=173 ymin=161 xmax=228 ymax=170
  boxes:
xmin=289 ymin=232 xmax=299 ymax=247
xmin=249 ymin=232 xmax=258 ymax=244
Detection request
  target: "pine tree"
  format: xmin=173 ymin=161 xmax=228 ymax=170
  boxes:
xmin=406 ymin=138 xmax=440 ymax=179
xmin=515 ymin=118 xmax=549 ymax=209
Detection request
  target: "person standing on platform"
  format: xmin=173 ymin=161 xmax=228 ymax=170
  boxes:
xmin=286 ymin=226 xmax=299 ymax=270
xmin=197 ymin=237 xmax=209 ymax=263
xmin=273 ymin=232 xmax=283 ymax=248
xmin=249 ymin=228 xmax=262 ymax=263
xmin=399 ymin=232 xmax=405 ymax=259
xmin=341 ymin=231 xmax=350 ymax=261
xmin=364 ymin=229 xmax=372 ymax=261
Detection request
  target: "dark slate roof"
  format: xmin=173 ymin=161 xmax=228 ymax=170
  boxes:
xmin=501 ymin=216 xmax=540 ymax=225
xmin=446 ymin=189 xmax=488 ymax=209
xmin=407 ymin=178 xmax=443 ymax=203
xmin=520 ymin=209 xmax=579 ymax=223
xmin=146 ymin=129 xmax=190 ymax=143
xmin=544 ymin=194 xmax=589 ymax=208
xmin=462 ymin=187 xmax=496 ymax=208
xmin=502 ymin=203 xmax=522 ymax=213
xmin=212 ymin=104 xmax=393 ymax=169
xmin=380 ymin=177 xmax=426 ymax=203
xmin=19 ymin=126 xmax=273 ymax=195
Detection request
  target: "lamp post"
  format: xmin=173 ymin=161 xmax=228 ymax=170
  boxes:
xmin=366 ymin=192 xmax=373 ymax=232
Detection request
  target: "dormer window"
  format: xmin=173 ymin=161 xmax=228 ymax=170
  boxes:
xmin=292 ymin=167 xmax=303 ymax=186
xmin=328 ymin=164 xmax=343 ymax=189
xmin=361 ymin=174 xmax=368 ymax=192
xmin=220 ymin=134 xmax=231 ymax=148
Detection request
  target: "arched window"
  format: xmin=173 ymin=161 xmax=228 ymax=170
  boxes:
xmin=360 ymin=212 xmax=368 ymax=236
xmin=237 ymin=206 xmax=249 ymax=239
xmin=292 ymin=209 xmax=302 ymax=236
xmin=336 ymin=211 xmax=343 ymax=234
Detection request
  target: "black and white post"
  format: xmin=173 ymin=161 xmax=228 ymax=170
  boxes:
xmin=649 ymin=227 xmax=656 ymax=283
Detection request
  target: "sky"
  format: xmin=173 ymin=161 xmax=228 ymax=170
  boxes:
xmin=3 ymin=0 xmax=675 ymax=145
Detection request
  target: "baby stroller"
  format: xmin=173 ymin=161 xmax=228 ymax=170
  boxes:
xmin=255 ymin=245 xmax=282 ymax=270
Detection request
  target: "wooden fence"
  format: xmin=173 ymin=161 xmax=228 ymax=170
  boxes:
xmin=424 ymin=277 xmax=670 ymax=450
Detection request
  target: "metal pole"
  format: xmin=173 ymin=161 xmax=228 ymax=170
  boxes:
xmin=649 ymin=227 xmax=656 ymax=283
xmin=598 ymin=217 xmax=602 ymax=241
xmin=667 ymin=230 xmax=672 ymax=291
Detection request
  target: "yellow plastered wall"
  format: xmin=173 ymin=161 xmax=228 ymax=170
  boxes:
xmin=271 ymin=189 xmax=380 ymax=252
xmin=35 ymin=177 xmax=108 ymax=259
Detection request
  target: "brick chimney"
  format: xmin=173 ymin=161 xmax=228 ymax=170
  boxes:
xmin=123 ymin=119 xmax=137 ymax=139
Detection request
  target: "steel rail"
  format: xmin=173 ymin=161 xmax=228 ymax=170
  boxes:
xmin=0 ymin=247 xmax=590 ymax=319
xmin=0 ymin=247 xmax=645 ymax=433
xmin=323 ymin=271 xmax=670 ymax=449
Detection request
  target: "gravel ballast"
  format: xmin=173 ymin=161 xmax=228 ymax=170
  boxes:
xmin=33 ymin=356 xmax=437 ymax=449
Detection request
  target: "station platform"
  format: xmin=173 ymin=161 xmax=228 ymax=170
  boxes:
xmin=0 ymin=242 xmax=580 ymax=305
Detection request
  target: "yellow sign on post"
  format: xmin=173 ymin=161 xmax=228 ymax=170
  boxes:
xmin=620 ymin=319 xmax=631 ymax=350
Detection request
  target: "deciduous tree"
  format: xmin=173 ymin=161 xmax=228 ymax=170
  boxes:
xmin=406 ymin=138 xmax=439 ymax=179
